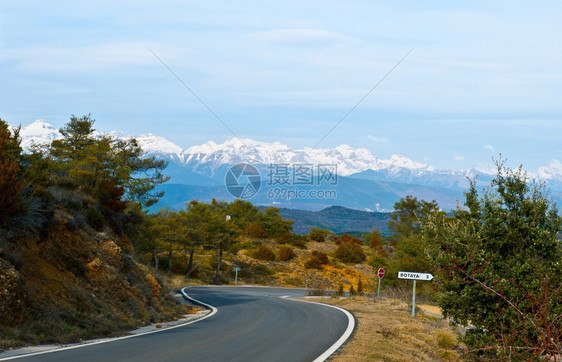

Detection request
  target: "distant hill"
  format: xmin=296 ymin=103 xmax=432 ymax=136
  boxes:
xmin=153 ymin=176 xmax=466 ymax=212
xmin=276 ymin=206 xmax=391 ymax=235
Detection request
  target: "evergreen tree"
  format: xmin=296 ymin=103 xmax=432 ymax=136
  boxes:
xmin=179 ymin=201 xmax=215 ymax=277
xmin=424 ymin=164 xmax=562 ymax=359
xmin=0 ymin=119 xmax=24 ymax=227
xmin=388 ymin=195 xmax=440 ymax=241
xmin=259 ymin=207 xmax=293 ymax=238
xmin=136 ymin=211 xmax=160 ymax=269
xmin=110 ymin=137 xmax=169 ymax=207
xmin=208 ymin=199 xmax=239 ymax=284
xmin=49 ymin=115 xmax=169 ymax=208
xmin=20 ymin=144 xmax=53 ymax=187
xmin=389 ymin=196 xmax=442 ymax=273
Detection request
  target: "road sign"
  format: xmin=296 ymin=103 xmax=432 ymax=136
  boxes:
xmin=233 ymin=266 xmax=241 ymax=286
xmin=378 ymin=268 xmax=385 ymax=279
xmin=397 ymin=271 xmax=434 ymax=281
xmin=397 ymin=271 xmax=435 ymax=317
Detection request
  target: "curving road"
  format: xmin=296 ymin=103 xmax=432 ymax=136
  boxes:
xmin=2 ymin=286 xmax=354 ymax=362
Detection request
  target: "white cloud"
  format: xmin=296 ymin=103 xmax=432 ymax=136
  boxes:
xmin=484 ymin=144 xmax=495 ymax=152
xmin=367 ymin=135 xmax=388 ymax=143
xmin=454 ymin=155 xmax=465 ymax=161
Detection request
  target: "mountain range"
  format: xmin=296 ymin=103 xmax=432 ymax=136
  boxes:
xmin=15 ymin=119 xmax=562 ymax=212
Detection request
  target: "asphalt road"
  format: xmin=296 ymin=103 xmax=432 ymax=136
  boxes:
xmin=3 ymin=286 xmax=353 ymax=362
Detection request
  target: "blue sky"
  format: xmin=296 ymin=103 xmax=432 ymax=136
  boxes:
xmin=1 ymin=0 xmax=561 ymax=171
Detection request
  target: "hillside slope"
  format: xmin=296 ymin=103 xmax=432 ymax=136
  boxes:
xmin=0 ymin=212 xmax=190 ymax=349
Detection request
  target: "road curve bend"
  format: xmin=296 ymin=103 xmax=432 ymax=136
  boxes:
xmin=1 ymin=286 xmax=354 ymax=362
xmin=183 ymin=286 xmax=355 ymax=362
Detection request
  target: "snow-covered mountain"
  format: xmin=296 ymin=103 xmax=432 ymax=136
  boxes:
xmin=536 ymin=160 xmax=562 ymax=181
xmin=15 ymin=120 xmax=562 ymax=185
xmin=107 ymin=131 xmax=185 ymax=163
xmin=179 ymin=137 xmax=437 ymax=178
xmin=15 ymin=120 xmax=433 ymax=175
xmin=18 ymin=119 xmax=60 ymax=149
xmin=15 ymin=120 xmax=471 ymax=183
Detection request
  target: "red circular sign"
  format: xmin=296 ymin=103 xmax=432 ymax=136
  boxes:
xmin=378 ymin=268 xmax=385 ymax=279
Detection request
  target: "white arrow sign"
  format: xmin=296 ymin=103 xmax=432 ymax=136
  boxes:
xmin=398 ymin=271 xmax=434 ymax=281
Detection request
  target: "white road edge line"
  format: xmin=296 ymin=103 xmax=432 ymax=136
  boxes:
xmin=0 ymin=288 xmax=218 ymax=361
xmin=179 ymin=286 xmax=218 ymax=317
xmin=301 ymin=300 xmax=355 ymax=362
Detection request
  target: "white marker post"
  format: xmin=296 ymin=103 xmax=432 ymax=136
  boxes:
xmin=397 ymin=271 xmax=434 ymax=317
xmin=233 ymin=266 xmax=241 ymax=286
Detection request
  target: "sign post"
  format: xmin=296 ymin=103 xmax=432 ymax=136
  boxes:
xmin=233 ymin=266 xmax=241 ymax=286
xmin=377 ymin=268 xmax=385 ymax=297
xmin=411 ymin=280 xmax=416 ymax=317
xmin=397 ymin=271 xmax=434 ymax=317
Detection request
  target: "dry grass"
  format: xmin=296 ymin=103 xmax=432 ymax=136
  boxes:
xmin=222 ymin=239 xmax=378 ymax=292
xmin=159 ymin=273 xmax=192 ymax=290
xmin=418 ymin=304 xmax=442 ymax=316
xmin=316 ymin=297 xmax=463 ymax=361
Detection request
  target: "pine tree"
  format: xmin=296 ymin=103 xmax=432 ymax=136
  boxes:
xmin=49 ymin=115 xmax=169 ymax=208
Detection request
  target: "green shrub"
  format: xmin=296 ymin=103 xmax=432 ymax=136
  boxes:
xmin=275 ymin=231 xmax=291 ymax=244
xmin=243 ymin=222 xmax=267 ymax=238
xmin=309 ymin=228 xmax=329 ymax=242
xmin=304 ymin=251 xmax=329 ymax=269
xmin=253 ymin=245 xmax=275 ymax=261
xmin=254 ymin=264 xmax=275 ymax=276
xmin=334 ymin=242 xmax=366 ymax=263
xmin=276 ymin=232 xmax=308 ymax=248
xmin=335 ymin=234 xmax=362 ymax=245
xmin=278 ymin=245 xmax=294 ymax=261
xmin=287 ymin=234 xmax=308 ymax=248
